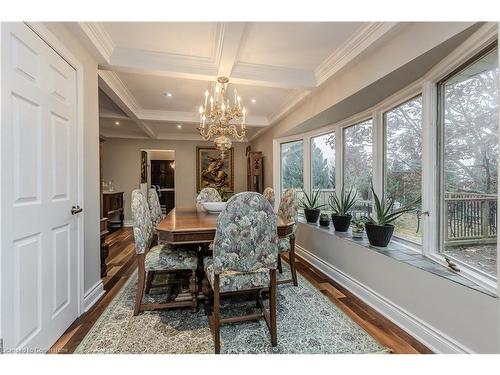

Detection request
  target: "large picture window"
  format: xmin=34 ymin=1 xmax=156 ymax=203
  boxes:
xmin=439 ymin=46 xmax=498 ymax=279
xmin=311 ymin=132 xmax=335 ymax=209
xmin=343 ymin=119 xmax=373 ymax=218
xmin=384 ymin=96 xmax=423 ymax=244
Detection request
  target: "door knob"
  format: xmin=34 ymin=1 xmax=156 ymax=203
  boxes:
xmin=71 ymin=205 xmax=83 ymax=215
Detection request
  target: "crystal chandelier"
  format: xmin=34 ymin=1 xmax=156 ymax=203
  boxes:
xmin=198 ymin=76 xmax=246 ymax=156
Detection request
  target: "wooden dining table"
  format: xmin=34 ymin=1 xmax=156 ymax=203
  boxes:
xmin=157 ymin=208 xmax=295 ymax=245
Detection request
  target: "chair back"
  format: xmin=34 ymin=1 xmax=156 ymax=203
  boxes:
xmin=148 ymin=188 xmax=163 ymax=227
xmin=212 ymin=192 xmax=278 ymax=274
xmin=263 ymin=187 xmax=275 ymax=208
xmin=196 ymin=187 xmax=222 ymax=211
xmin=131 ymin=189 xmax=153 ymax=255
xmin=278 ymin=188 xmax=298 ymax=234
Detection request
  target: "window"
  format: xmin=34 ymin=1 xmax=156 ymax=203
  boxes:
xmin=439 ymin=46 xmax=498 ymax=279
xmin=280 ymin=140 xmax=304 ymax=194
xmin=311 ymin=132 xmax=335 ymax=209
xmin=384 ymin=96 xmax=423 ymax=244
xmin=343 ymin=120 xmax=373 ymax=218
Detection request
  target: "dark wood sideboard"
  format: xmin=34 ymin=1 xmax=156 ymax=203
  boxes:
xmin=103 ymin=191 xmax=124 ymax=232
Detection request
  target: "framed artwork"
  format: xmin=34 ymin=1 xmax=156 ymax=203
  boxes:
xmin=140 ymin=150 xmax=147 ymax=183
xmin=196 ymin=147 xmax=234 ymax=193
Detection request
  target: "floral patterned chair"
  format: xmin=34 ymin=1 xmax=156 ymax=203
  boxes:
xmin=131 ymin=189 xmax=199 ymax=315
xmin=277 ymin=188 xmax=299 ymax=286
xmin=196 ymin=187 xmax=222 ymax=211
xmin=203 ymin=192 xmax=279 ymax=353
xmin=263 ymin=187 xmax=275 ymax=208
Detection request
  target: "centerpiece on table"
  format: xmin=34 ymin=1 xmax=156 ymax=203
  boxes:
xmin=328 ymin=186 xmax=357 ymax=232
xmin=299 ymin=190 xmax=324 ymax=223
xmin=365 ymin=185 xmax=418 ymax=247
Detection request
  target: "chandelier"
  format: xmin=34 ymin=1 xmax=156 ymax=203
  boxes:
xmin=198 ymin=76 xmax=246 ymax=156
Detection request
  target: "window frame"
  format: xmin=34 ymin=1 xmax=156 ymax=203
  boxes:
xmin=273 ymin=23 xmax=499 ymax=294
xmin=433 ymin=43 xmax=499 ymax=290
xmin=381 ymin=94 xmax=424 ymax=247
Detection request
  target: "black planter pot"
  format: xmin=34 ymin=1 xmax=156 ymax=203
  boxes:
xmin=331 ymin=214 xmax=352 ymax=232
xmin=365 ymin=223 xmax=395 ymax=247
xmin=304 ymin=208 xmax=321 ymax=223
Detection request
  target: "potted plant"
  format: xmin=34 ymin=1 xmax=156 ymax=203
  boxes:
xmin=216 ymin=187 xmax=229 ymax=202
xmin=365 ymin=186 xmax=417 ymax=247
xmin=319 ymin=212 xmax=330 ymax=227
xmin=328 ymin=186 xmax=357 ymax=232
xmin=351 ymin=218 xmax=366 ymax=239
xmin=299 ymin=190 xmax=324 ymax=223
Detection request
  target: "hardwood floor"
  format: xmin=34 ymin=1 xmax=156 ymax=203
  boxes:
xmin=50 ymin=227 xmax=432 ymax=354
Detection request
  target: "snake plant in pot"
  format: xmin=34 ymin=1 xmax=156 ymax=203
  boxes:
xmin=365 ymin=185 xmax=418 ymax=247
xmin=299 ymin=190 xmax=324 ymax=223
xmin=328 ymin=187 xmax=357 ymax=232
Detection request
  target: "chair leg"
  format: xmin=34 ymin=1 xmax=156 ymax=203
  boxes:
xmin=189 ymin=269 xmax=198 ymax=313
xmin=134 ymin=255 xmax=146 ymax=316
xmin=145 ymin=270 xmax=155 ymax=294
xmin=289 ymin=236 xmax=298 ymax=286
xmin=277 ymin=254 xmax=283 ymax=273
xmin=213 ymin=274 xmax=221 ymax=354
xmin=269 ymin=269 xmax=277 ymax=346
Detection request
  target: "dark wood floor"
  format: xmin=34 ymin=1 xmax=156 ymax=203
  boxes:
xmin=50 ymin=227 xmax=432 ymax=354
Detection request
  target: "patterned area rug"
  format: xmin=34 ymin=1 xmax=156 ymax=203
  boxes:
xmin=75 ymin=265 xmax=389 ymax=354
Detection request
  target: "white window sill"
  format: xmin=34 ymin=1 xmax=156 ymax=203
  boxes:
xmin=298 ymin=218 xmax=497 ymax=298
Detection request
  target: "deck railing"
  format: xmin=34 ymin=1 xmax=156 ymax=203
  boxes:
xmin=444 ymin=192 xmax=497 ymax=245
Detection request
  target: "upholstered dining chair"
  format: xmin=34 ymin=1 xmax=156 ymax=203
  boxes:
xmin=203 ymin=192 xmax=279 ymax=353
xmin=131 ymin=189 xmax=199 ymax=315
xmin=263 ymin=187 xmax=275 ymax=208
xmin=148 ymin=188 xmax=164 ymax=241
xmin=196 ymin=187 xmax=222 ymax=211
xmin=277 ymin=188 xmax=299 ymax=286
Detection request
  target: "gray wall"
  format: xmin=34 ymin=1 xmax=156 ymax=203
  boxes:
xmin=296 ymin=224 xmax=500 ymax=353
xmin=43 ymin=23 xmax=102 ymax=296
xmin=101 ymin=138 xmax=249 ymax=221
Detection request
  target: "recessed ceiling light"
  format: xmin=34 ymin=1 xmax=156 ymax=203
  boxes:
xmin=177 ymin=124 xmax=182 ymax=129
xmin=114 ymin=121 xmax=120 ymax=126
xmin=164 ymin=92 xmax=173 ymax=97
xmin=251 ymin=98 xmax=256 ymax=103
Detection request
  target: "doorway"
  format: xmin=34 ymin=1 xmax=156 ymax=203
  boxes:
xmin=142 ymin=150 xmax=175 ymax=215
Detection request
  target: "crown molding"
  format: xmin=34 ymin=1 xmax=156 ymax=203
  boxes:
xmin=231 ymin=62 xmax=316 ymax=89
xmin=78 ymin=22 xmax=114 ymax=63
xmin=315 ymin=22 xmax=399 ymax=85
xmin=140 ymin=109 xmax=269 ymax=127
xmin=98 ymin=70 xmax=157 ymax=138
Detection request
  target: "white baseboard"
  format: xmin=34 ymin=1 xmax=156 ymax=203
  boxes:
xmin=295 ymin=245 xmax=474 ymax=354
xmin=83 ymin=280 xmax=105 ymax=313
xmin=123 ymin=220 xmax=133 ymax=227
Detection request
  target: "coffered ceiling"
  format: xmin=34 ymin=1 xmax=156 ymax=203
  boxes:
xmin=69 ymin=22 xmax=401 ymax=140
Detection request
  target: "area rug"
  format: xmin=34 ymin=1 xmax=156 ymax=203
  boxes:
xmin=75 ymin=265 xmax=389 ymax=354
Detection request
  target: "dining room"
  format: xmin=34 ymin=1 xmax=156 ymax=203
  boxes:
xmin=1 ymin=2 xmax=500 ymax=369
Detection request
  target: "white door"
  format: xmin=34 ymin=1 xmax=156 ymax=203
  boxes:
xmin=1 ymin=23 xmax=80 ymax=353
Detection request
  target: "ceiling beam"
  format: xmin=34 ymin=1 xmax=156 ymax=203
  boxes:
xmin=98 ymin=70 xmax=157 ymax=139
xmin=216 ymin=22 xmax=247 ymax=77
xmin=140 ymin=109 xmax=269 ymax=127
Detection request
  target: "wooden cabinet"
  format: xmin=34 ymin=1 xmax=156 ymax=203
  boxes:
xmin=247 ymin=151 xmax=263 ymax=193
xmin=103 ymin=192 xmax=124 ymax=231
